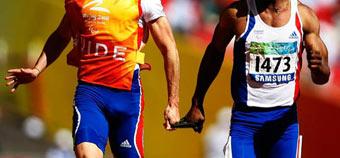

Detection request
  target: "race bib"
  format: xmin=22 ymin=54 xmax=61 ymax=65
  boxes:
xmin=248 ymin=41 xmax=298 ymax=84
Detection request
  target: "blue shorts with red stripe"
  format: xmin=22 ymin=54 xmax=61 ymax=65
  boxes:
xmin=225 ymin=104 xmax=300 ymax=158
xmin=72 ymin=69 xmax=144 ymax=157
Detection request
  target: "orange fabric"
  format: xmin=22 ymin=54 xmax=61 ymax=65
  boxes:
xmin=65 ymin=0 xmax=143 ymax=90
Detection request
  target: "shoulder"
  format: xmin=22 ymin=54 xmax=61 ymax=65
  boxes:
xmin=219 ymin=0 xmax=248 ymax=35
xmin=297 ymin=1 xmax=320 ymax=34
xmin=141 ymin=0 xmax=163 ymax=11
xmin=141 ymin=0 xmax=165 ymax=22
xmin=221 ymin=0 xmax=247 ymax=22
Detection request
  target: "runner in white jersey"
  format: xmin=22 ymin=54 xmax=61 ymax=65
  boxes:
xmin=233 ymin=0 xmax=302 ymax=107
xmin=173 ymin=0 xmax=330 ymax=157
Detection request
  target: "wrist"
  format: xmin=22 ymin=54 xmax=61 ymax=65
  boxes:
xmin=192 ymin=96 xmax=203 ymax=106
xmin=168 ymin=97 xmax=179 ymax=107
xmin=33 ymin=67 xmax=41 ymax=76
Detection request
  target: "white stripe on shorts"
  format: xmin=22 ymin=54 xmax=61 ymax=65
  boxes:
xmin=74 ymin=106 xmax=81 ymax=136
xmin=296 ymin=135 xmax=302 ymax=158
xmin=224 ymin=136 xmax=233 ymax=158
xmin=134 ymin=72 xmax=142 ymax=158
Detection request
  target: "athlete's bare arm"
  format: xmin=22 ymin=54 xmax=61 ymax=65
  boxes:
xmin=192 ymin=7 xmax=240 ymax=107
xmin=174 ymin=2 xmax=245 ymax=133
xmin=5 ymin=14 xmax=71 ymax=92
xmin=148 ymin=16 xmax=180 ymax=130
xmin=299 ymin=3 xmax=330 ymax=84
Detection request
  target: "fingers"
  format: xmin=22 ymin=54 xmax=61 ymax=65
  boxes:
xmin=308 ymin=53 xmax=323 ymax=69
xmin=6 ymin=68 xmax=25 ymax=93
xmin=6 ymin=79 xmax=16 ymax=86
xmin=21 ymin=68 xmax=30 ymax=73
xmin=10 ymin=83 xmax=19 ymax=93
xmin=163 ymin=109 xmax=176 ymax=131
xmin=163 ymin=111 xmax=172 ymax=130
xmin=163 ymin=105 xmax=180 ymax=131
xmin=7 ymin=68 xmax=33 ymax=74
xmin=5 ymin=75 xmax=16 ymax=80
xmin=307 ymin=53 xmax=322 ymax=60
xmin=305 ymin=34 xmax=326 ymax=70
xmin=5 ymin=77 xmax=19 ymax=93
xmin=163 ymin=120 xmax=175 ymax=131
xmin=7 ymin=68 xmax=22 ymax=73
xmin=309 ymin=60 xmax=322 ymax=68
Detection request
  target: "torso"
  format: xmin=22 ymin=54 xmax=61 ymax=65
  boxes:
xmin=64 ymin=0 xmax=165 ymax=90
xmin=230 ymin=0 xmax=304 ymax=107
xmin=231 ymin=0 xmax=300 ymax=38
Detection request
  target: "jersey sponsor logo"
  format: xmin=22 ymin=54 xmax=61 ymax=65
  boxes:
xmin=250 ymin=73 xmax=295 ymax=84
xmin=120 ymin=139 xmax=132 ymax=148
xmin=249 ymin=42 xmax=297 ymax=55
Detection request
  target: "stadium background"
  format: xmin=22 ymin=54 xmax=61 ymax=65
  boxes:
xmin=0 ymin=0 xmax=339 ymax=158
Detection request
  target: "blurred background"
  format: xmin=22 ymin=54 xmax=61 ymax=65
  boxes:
xmin=0 ymin=0 xmax=339 ymax=158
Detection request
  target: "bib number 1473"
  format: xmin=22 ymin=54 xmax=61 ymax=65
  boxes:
xmin=254 ymin=56 xmax=292 ymax=73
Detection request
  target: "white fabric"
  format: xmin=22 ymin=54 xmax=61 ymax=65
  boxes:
xmin=141 ymin=0 xmax=166 ymax=22
xmin=223 ymin=136 xmax=232 ymax=158
xmin=242 ymin=0 xmax=303 ymax=107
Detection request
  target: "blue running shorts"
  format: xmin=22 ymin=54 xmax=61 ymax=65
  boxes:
xmin=224 ymin=104 xmax=302 ymax=158
xmin=72 ymin=69 xmax=144 ymax=158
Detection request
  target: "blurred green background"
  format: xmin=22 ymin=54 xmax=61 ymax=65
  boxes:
xmin=1 ymin=0 xmax=340 ymax=158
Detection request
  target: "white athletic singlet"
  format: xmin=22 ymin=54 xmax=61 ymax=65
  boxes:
xmin=231 ymin=0 xmax=304 ymax=108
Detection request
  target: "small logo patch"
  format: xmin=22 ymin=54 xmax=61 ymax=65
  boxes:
xmin=120 ymin=139 xmax=132 ymax=148
xmin=289 ymin=32 xmax=299 ymax=39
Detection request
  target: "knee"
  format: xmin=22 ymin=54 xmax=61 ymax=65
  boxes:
xmin=75 ymin=142 xmax=103 ymax=158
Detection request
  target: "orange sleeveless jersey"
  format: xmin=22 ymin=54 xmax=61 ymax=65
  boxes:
xmin=65 ymin=0 xmax=144 ymax=90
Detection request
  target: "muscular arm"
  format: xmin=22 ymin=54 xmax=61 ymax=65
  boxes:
xmin=148 ymin=16 xmax=180 ymax=108
xmin=148 ymin=16 xmax=180 ymax=128
xmin=299 ymin=4 xmax=330 ymax=84
xmin=192 ymin=8 xmax=236 ymax=106
xmin=34 ymin=14 xmax=72 ymax=73
xmin=6 ymin=14 xmax=71 ymax=92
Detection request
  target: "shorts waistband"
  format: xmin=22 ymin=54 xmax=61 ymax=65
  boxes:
xmin=233 ymin=103 xmax=297 ymax=112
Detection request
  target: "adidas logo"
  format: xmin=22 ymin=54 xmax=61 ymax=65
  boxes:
xmin=289 ymin=31 xmax=299 ymax=39
xmin=120 ymin=139 xmax=132 ymax=148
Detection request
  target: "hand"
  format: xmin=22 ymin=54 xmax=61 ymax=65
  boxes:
xmin=5 ymin=68 xmax=40 ymax=93
xmin=306 ymin=45 xmax=323 ymax=71
xmin=305 ymin=33 xmax=325 ymax=71
xmin=305 ymin=33 xmax=330 ymax=84
xmin=163 ymin=104 xmax=180 ymax=131
xmin=169 ymin=98 xmax=205 ymax=133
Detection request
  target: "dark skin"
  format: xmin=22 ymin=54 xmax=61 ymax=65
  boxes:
xmin=182 ymin=0 xmax=330 ymax=133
